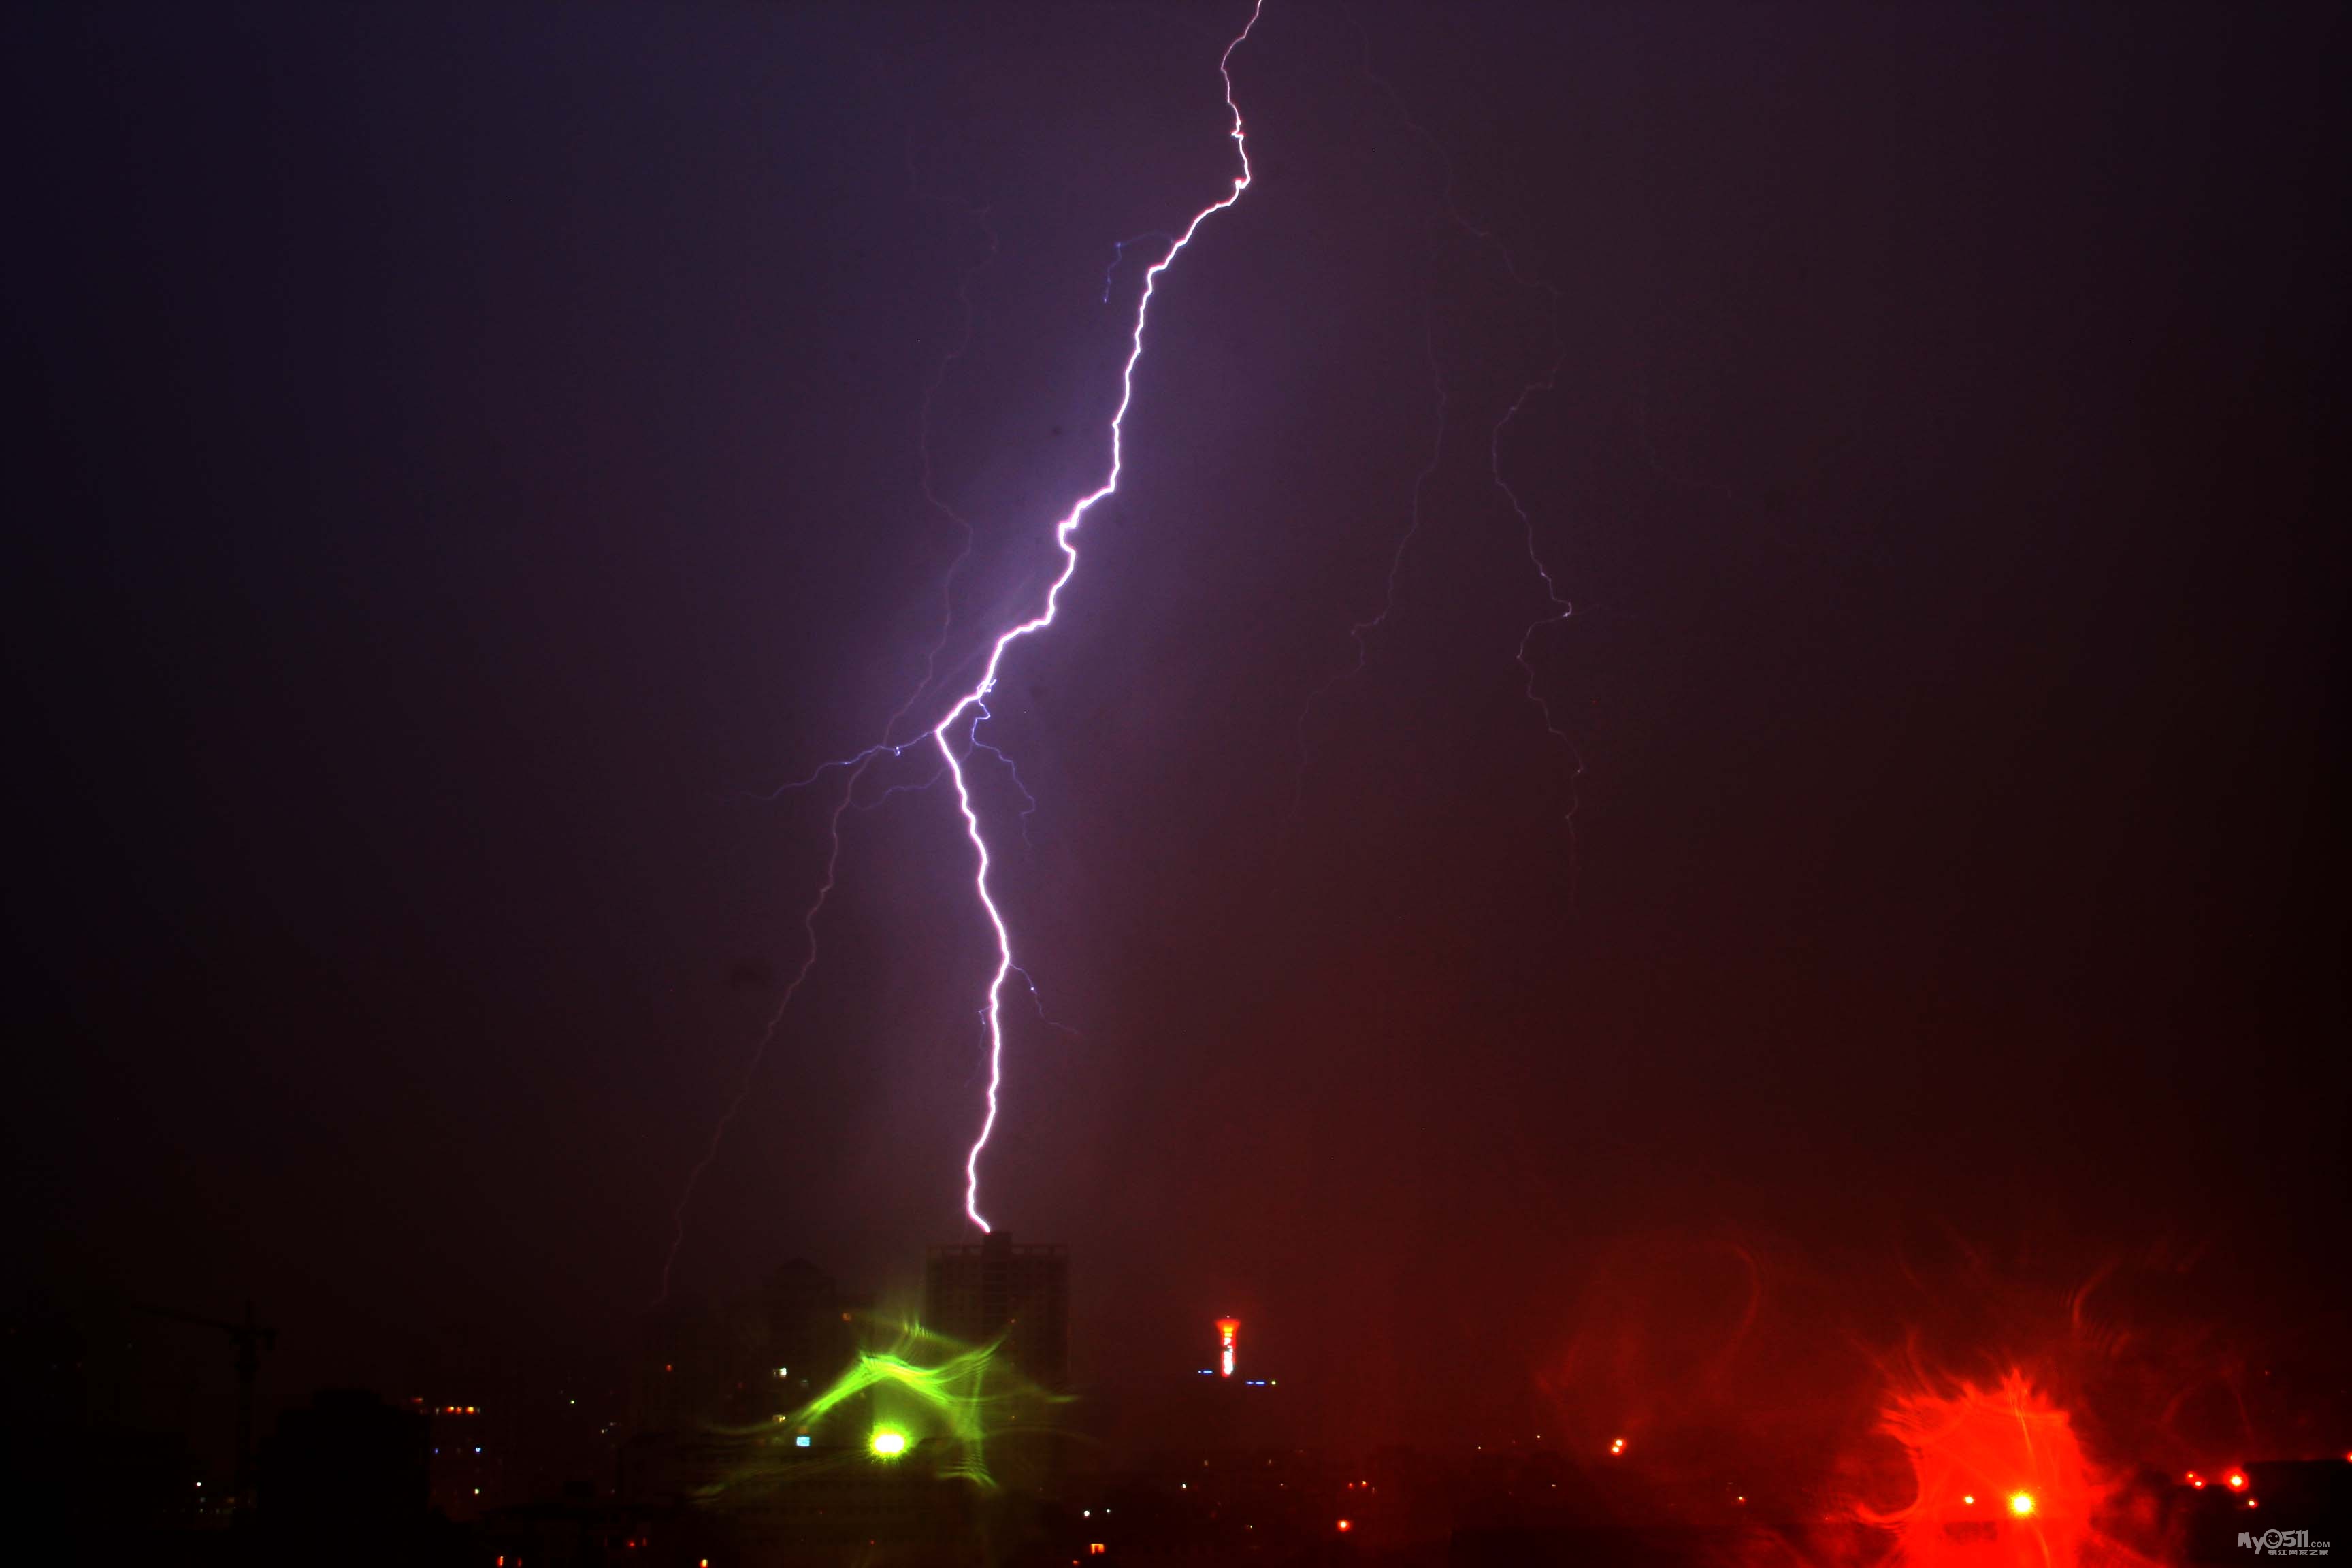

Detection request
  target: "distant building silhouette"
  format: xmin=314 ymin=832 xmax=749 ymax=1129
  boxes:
xmin=256 ymin=1387 xmax=470 ymax=1563
xmin=623 ymin=1258 xmax=875 ymax=1508
xmin=923 ymin=1232 xmax=1068 ymax=1390
xmin=260 ymin=1389 xmax=428 ymax=1526
xmin=755 ymin=1257 xmax=868 ymax=1415
xmin=633 ymin=1258 xmax=870 ymax=1440
xmin=414 ymin=1399 xmax=495 ymax=1521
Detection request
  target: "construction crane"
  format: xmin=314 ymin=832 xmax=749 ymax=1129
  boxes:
xmin=133 ymin=1298 xmax=276 ymax=1516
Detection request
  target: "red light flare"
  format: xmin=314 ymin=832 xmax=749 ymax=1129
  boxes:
xmin=1862 ymin=1371 xmax=2094 ymax=1566
xmin=1215 ymin=1318 xmax=1241 ymax=1379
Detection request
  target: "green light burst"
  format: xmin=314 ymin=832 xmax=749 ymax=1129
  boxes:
xmin=706 ymin=1318 xmax=1063 ymax=1497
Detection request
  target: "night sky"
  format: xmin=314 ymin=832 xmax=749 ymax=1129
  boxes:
xmin=7 ymin=0 xmax=2347 ymax=1474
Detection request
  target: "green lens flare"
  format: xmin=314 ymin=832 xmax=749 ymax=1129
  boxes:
xmin=704 ymin=1318 xmax=1066 ymax=1499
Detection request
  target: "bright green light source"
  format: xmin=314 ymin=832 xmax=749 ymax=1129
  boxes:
xmin=728 ymin=1320 xmax=1067 ymax=1496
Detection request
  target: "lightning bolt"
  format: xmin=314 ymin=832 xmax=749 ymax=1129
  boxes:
xmin=1100 ymin=231 xmax=1173 ymax=305
xmin=888 ymin=137 xmax=1000 ymax=746
xmin=1290 ymin=308 xmax=1447 ymax=818
xmin=659 ymin=2 xmax=1268 ymax=1282
xmin=938 ymin=1 xmax=1264 ymax=1232
xmin=1375 ymin=19 xmax=1580 ymax=812
xmin=1294 ymin=13 xmax=1580 ymax=834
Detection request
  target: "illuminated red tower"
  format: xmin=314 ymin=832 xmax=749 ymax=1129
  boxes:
xmin=1215 ymin=1318 xmax=1241 ymax=1379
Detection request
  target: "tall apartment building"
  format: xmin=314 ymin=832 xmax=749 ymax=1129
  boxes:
xmin=921 ymin=1233 xmax=1068 ymax=1391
